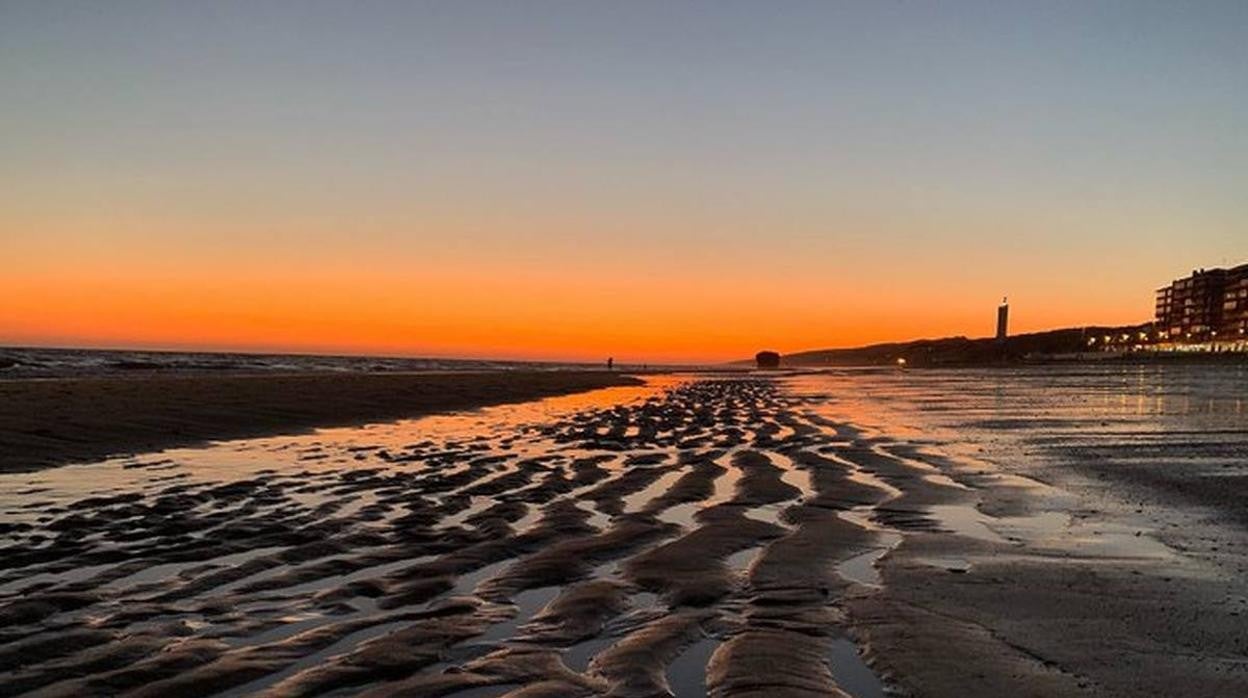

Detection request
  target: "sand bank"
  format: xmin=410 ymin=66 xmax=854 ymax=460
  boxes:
xmin=0 ymin=371 xmax=641 ymax=473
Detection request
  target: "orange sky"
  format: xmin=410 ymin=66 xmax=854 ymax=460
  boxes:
xmin=0 ymin=175 xmax=1226 ymax=363
xmin=4 ymin=3 xmax=1243 ymax=363
xmin=1 ymin=233 xmax=1160 ymax=363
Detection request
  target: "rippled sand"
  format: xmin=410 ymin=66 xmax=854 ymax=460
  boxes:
xmin=2 ymin=367 xmax=1246 ymax=697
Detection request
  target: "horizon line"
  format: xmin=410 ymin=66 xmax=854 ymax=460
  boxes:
xmin=2 ymin=317 xmax=1154 ymax=367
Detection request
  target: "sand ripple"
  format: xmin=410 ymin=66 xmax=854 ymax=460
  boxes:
xmin=9 ymin=370 xmax=1220 ymax=697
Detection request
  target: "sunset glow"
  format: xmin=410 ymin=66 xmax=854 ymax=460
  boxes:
xmin=3 ymin=5 xmax=1248 ymax=692
xmin=4 ymin=2 xmax=1244 ymax=363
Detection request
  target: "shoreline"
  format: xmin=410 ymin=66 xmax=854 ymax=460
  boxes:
xmin=790 ymin=368 xmax=1248 ymax=698
xmin=776 ymin=352 xmax=1248 ymax=369
xmin=0 ymin=370 xmax=643 ymax=473
xmin=1 ymin=369 xmax=1243 ymax=696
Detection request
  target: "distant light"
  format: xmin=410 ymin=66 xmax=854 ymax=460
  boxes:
xmin=896 ymin=358 xmax=907 ymax=366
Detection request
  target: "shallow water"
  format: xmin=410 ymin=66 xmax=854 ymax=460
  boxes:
xmin=835 ymin=543 xmax=897 ymax=587
xmin=828 ymin=637 xmax=887 ymax=698
xmin=0 ymin=345 xmax=613 ymax=379
xmin=667 ymin=636 xmax=718 ymax=696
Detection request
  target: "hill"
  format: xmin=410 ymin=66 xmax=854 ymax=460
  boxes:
xmin=763 ymin=324 xmax=1151 ymax=367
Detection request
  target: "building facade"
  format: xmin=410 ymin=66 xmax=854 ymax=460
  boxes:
xmin=1155 ymin=264 xmax=1248 ymax=341
xmin=1224 ymin=270 xmax=1248 ymax=338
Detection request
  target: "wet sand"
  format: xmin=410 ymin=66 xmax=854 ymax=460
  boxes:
xmin=798 ymin=366 xmax=1248 ymax=698
xmin=2 ymin=368 xmax=1246 ymax=696
xmin=0 ymin=371 xmax=641 ymax=473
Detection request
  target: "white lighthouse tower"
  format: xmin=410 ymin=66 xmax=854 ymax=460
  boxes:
xmin=996 ymin=297 xmax=1009 ymax=341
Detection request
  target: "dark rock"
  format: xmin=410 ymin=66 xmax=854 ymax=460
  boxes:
xmin=755 ymin=351 xmax=781 ymax=369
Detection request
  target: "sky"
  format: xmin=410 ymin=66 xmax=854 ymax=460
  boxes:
xmin=2 ymin=1 xmax=1245 ymax=363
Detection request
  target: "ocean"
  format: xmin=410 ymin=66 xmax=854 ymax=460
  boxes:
xmin=0 ymin=346 xmax=605 ymax=378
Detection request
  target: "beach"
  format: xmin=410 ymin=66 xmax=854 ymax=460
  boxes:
xmin=9 ymin=2 xmax=1245 ymax=695
xmin=2 ymin=365 xmax=1246 ymax=697
xmin=0 ymin=371 xmax=641 ymax=473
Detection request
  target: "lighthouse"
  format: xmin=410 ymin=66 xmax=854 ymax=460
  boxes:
xmin=996 ymin=297 xmax=1009 ymax=341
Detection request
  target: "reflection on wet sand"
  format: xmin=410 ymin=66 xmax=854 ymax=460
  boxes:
xmin=791 ymin=365 xmax=1248 ymax=698
xmin=2 ymin=366 xmax=1245 ymax=697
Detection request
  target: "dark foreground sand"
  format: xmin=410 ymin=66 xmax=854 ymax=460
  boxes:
xmin=1 ymin=370 xmax=1245 ymax=697
xmin=0 ymin=371 xmax=641 ymax=473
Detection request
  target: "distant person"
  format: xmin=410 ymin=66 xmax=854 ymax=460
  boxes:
xmin=607 ymin=357 xmax=614 ymax=371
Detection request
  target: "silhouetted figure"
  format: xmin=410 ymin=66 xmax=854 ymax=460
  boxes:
xmin=755 ymin=351 xmax=781 ymax=369
xmin=607 ymin=357 xmax=614 ymax=371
